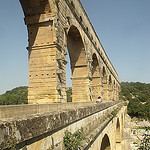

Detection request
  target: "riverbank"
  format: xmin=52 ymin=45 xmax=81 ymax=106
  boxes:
xmin=130 ymin=118 xmax=150 ymax=150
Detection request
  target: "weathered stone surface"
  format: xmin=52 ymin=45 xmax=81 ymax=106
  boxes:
xmin=0 ymin=102 xmax=96 ymax=118
xmin=19 ymin=0 xmax=121 ymax=104
xmin=0 ymin=101 xmax=124 ymax=149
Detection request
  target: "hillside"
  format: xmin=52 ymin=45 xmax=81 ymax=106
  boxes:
xmin=1 ymin=82 xmax=150 ymax=120
xmin=119 ymin=82 xmax=150 ymax=120
xmin=0 ymin=86 xmax=28 ymax=105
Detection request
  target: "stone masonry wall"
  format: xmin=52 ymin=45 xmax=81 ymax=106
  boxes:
xmin=19 ymin=0 xmax=121 ymax=103
xmin=0 ymin=101 xmax=125 ymax=150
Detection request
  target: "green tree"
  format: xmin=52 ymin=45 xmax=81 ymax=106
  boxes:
xmin=119 ymin=82 xmax=150 ymax=120
xmin=0 ymin=86 xmax=28 ymax=105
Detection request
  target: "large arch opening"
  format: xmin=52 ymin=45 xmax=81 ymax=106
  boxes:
xmin=0 ymin=1 xmax=28 ymax=98
xmin=116 ymin=118 xmax=122 ymax=150
xmin=65 ymin=48 xmax=72 ymax=102
xmin=100 ymin=134 xmax=111 ymax=150
xmin=91 ymin=53 xmax=101 ymax=101
xmin=102 ymin=67 xmax=108 ymax=100
xmin=67 ymin=25 xmax=90 ymax=102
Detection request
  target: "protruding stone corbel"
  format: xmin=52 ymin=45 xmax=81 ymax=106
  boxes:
xmin=56 ymin=84 xmax=61 ymax=90
xmin=63 ymin=59 xmax=68 ymax=65
xmin=56 ymin=69 xmax=63 ymax=74
xmin=88 ymin=75 xmax=92 ymax=81
xmin=64 ymin=25 xmax=69 ymax=30
xmin=56 ymin=54 xmax=62 ymax=60
xmin=88 ymin=59 xmax=93 ymax=63
xmin=64 ymin=51 xmax=68 ymax=55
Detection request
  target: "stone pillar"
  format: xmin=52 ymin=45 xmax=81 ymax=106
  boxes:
xmin=92 ymin=77 xmax=102 ymax=101
xmin=28 ymin=44 xmax=67 ymax=104
xmin=25 ymin=14 xmax=66 ymax=104
xmin=122 ymin=114 xmax=131 ymax=150
xmin=102 ymin=82 xmax=109 ymax=100
xmin=108 ymin=84 xmax=113 ymax=100
xmin=72 ymin=77 xmax=91 ymax=102
xmin=113 ymin=84 xmax=119 ymax=100
xmin=116 ymin=86 xmax=119 ymax=100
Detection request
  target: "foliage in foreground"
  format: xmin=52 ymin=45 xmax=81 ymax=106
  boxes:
xmin=119 ymin=82 xmax=150 ymax=120
xmin=0 ymin=86 xmax=28 ymax=105
xmin=63 ymin=129 xmax=84 ymax=150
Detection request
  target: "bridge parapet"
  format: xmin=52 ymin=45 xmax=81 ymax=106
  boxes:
xmin=0 ymin=101 xmax=96 ymax=119
xmin=0 ymin=101 xmax=129 ymax=150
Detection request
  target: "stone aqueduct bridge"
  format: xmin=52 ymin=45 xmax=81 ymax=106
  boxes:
xmin=19 ymin=0 xmax=121 ymax=103
xmin=0 ymin=101 xmax=130 ymax=150
xmin=0 ymin=0 xmax=131 ymax=150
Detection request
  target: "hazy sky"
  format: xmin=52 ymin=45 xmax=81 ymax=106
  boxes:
xmin=0 ymin=0 xmax=150 ymax=94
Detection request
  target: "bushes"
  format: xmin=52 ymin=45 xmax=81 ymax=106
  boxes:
xmin=63 ymin=129 xmax=84 ymax=150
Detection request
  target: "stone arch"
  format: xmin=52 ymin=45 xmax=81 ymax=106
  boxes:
xmin=116 ymin=118 xmax=122 ymax=150
xmin=102 ymin=66 xmax=108 ymax=100
xmin=100 ymin=134 xmax=111 ymax=150
xmin=67 ymin=25 xmax=90 ymax=102
xmin=19 ymin=0 xmax=120 ymax=104
xmin=91 ymin=53 xmax=102 ymax=100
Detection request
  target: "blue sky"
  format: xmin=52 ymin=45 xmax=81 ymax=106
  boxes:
xmin=0 ymin=0 xmax=150 ymax=94
xmin=80 ymin=0 xmax=150 ymax=83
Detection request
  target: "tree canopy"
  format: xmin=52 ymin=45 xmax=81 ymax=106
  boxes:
xmin=119 ymin=82 xmax=150 ymax=120
xmin=0 ymin=86 xmax=28 ymax=105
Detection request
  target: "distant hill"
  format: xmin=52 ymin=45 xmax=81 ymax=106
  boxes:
xmin=1 ymin=83 xmax=149 ymax=120
xmin=119 ymin=82 xmax=150 ymax=120
xmin=0 ymin=86 xmax=28 ymax=105
xmin=0 ymin=86 xmax=73 ymax=105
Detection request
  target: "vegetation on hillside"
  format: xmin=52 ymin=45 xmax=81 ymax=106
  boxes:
xmin=1 ymin=82 xmax=150 ymax=121
xmin=0 ymin=86 xmax=28 ymax=105
xmin=119 ymin=82 xmax=150 ymax=120
xmin=0 ymin=86 xmax=72 ymax=105
xmin=138 ymin=127 xmax=150 ymax=150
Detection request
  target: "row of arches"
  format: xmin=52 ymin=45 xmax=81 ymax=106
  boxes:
xmin=99 ymin=108 xmax=127 ymax=150
xmin=19 ymin=0 xmax=120 ymax=103
xmin=66 ymin=25 xmax=120 ymax=102
xmin=100 ymin=117 xmax=123 ymax=150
